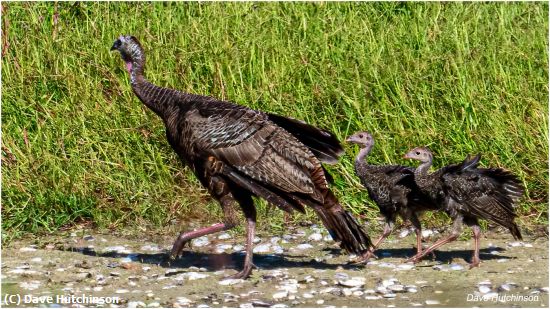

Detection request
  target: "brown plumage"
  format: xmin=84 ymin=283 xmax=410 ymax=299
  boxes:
xmin=111 ymin=35 xmax=372 ymax=279
xmin=403 ymin=147 xmax=524 ymax=267
xmin=346 ymin=132 xmax=436 ymax=258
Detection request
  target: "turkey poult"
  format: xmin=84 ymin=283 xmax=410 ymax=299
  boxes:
xmin=403 ymin=147 xmax=524 ymax=268
xmin=346 ymin=132 xmax=436 ymax=259
xmin=111 ymin=35 xmax=372 ymax=279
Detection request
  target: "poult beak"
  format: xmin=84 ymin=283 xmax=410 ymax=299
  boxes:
xmin=110 ymin=39 xmax=121 ymax=51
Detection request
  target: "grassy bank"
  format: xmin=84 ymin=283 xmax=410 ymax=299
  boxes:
xmin=2 ymin=2 xmax=548 ymax=242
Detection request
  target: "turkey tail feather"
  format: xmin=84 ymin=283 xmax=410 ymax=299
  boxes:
xmin=510 ymin=223 xmax=523 ymax=241
xmin=294 ymin=190 xmax=372 ymax=255
xmin=318 ymin=208 xmax=372 ymax=254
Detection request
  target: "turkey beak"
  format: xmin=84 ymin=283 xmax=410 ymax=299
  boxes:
xmin=345 ymin=137 xmax=355 ymax=144
xmin=403 ymin=153 xmax=411 ymax=159
xmin=111 ymin=39 xmax=122 ymax=51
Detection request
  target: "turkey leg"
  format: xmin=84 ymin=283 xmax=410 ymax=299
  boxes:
xmin=227 ymin=215 xmax=257 ymax=279
xmin=170 ymin=192 xmax=240 ymax=259
xmin=169 ymin=223 xmax=233 ymax=260
xmin=170 ymin=158 xmax=240 ymax=260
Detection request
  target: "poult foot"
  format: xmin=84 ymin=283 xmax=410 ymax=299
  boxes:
xmin=361 ymin=249 xmax=379 ymax=261
xmin=405 ymin=255 xmax=422 ymax=264
xmin=347 ymin=250 xmax=377 ymax=265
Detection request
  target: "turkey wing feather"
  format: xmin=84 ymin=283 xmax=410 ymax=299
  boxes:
xmin=185 ymin=104 xmax=325 ymax=199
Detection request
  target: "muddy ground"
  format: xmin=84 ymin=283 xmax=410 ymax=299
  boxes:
xmin=1 ymin=224 xmax=548 ymax=308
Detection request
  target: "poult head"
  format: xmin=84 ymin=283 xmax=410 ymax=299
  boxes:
xmin=403 ymin=146 xmax=433 ymax=163
xmin=111 ymin=35 xmax=144 ymax=72
xmin=345 ymin=131 xmax=374 ymax=148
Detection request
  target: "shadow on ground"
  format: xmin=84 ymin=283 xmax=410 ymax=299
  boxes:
xmin=59 ymin=245 xmax=512 ymax=273
xmin=375 ymin=247 xmax=511 ymax=265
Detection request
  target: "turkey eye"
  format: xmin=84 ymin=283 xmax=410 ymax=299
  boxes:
xmin=415 ymin=151 xmax=420 ymax=155
xmin=358 ymin=134 xmax=363 ymax=138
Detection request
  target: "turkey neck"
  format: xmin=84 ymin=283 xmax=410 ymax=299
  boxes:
xmin=127 ymin=56 xmax=177 ymax=119
xmin=413 ymin=158 xmax=433 ymax=190
xmin=354 ymin=144 xmax=373 ymax=174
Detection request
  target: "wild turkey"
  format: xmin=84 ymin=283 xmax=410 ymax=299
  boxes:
xmin=403 ymin=147 xmax=524 ymax=267
xmin=111 ymin=35 xmax=372 ymax=279
xmin=346 ymin=131 xmax=436 ymax=259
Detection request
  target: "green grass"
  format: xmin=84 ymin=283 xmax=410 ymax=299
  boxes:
xmin=2 ymin=2 xmax=548 ymax=242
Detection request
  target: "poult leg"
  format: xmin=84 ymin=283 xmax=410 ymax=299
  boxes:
xmin=415 ymin=228 xmax=423 ymax=255
xmin=363 ymin=221 xmax=393 ymax=260
xmin=409 ymin=215 xmax=436 ymax=259
xmin=406 ymin=216 xmax=463 ymax=263
xmin=409 ymin=215 xmax=424 ymax=256
xmin=375 ymin=221 xmax=394 ymax=249
xmin=470 ymin=225 xmax=481 ymax=268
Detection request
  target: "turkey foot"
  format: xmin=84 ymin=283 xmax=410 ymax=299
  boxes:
xmin=469 ymin=258 xmax=481 ymax=269
xmin=225 ymin=262 xmax=258 ymax=280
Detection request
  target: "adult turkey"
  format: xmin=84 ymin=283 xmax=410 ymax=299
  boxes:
xmin=403 ymin=147 xmax=524 ymax=267
xmin=111 ymin=35 xmax=372 ymax=279
xmin=346 ymin=131 xmax=436 ymax=259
